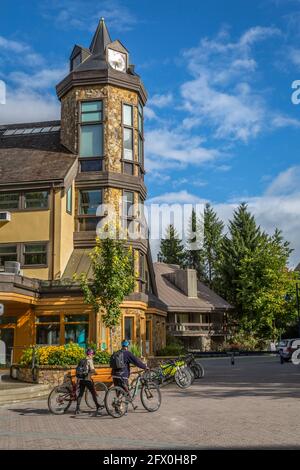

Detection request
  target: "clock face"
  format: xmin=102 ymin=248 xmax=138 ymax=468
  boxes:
xmin=108 ymin=49 xmax=126 ymax=72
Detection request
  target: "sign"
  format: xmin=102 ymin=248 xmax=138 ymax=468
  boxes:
xmin=0 ymin=304 xmax=4 ymax=316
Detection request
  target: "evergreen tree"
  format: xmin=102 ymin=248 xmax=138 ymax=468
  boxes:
xmin=236 ymin=229 xmax=296 ymax=339
xmin=203 ymin=203 xmax=224 ymax=289
xmin=186 ymin=208 xmax=205 ymax=279
xmin=158 ymin=225 xmax=186 ymax=266
xmin=220 ymin=202 xmax=264 ymax=307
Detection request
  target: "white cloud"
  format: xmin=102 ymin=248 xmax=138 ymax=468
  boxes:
xmin=265 ymin=165 xmax=300 ymax=195
xmin=145 ymin=128 xmax=220 ymax=169
xmin=0 ymin=88 xmax=60 ymax=124
xmin=41 ymin=0 xmax=137 ymax=33
xmin=147 ymin=190 xmax=205 ymax=205
xmin=272 ymin=115 xmax=300 ymax=128
xmin=148 ymin=93 xmax=173 ymax=108
xmin=180 ymin=26 xmax=282 ymax=142
xmin=8 ymin=68 xmax=67 ymax=91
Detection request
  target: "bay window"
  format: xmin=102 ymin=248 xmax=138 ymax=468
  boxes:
xmin=79 ymin=100 xmax=103 ymax=172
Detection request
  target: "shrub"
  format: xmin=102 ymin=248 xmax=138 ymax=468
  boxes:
xmin=94 ymin=350 xmax=111 ymax=364
xmin=129 ymin=343 xmax=142 ymax=357
xmin=156 ymin=343 xmax=185 ymax=356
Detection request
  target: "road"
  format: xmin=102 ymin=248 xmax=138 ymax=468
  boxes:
xmin=0 ymin=356 xmax=299 ymax=449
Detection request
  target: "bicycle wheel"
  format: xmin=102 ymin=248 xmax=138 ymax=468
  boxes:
xmin=105 ymin=386 xmax=128 ymax=418
xmin=140 ymin=382 xmax=161 ymax=412
xmin=48 ymin=386 xmax=72 ymax=414
xmin=174 ymin=367 xmax=192 ymax=388
xmin=191 ymin=363 xmax=205 ymax=379
xmin=85 ymin=382 xmax=108 ymax=409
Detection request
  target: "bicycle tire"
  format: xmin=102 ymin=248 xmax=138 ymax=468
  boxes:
xmin=140 ymin=382 xmax=161 ymax=412
xmin=174 ymin=367 xmax=192 ymax=388
xmin=105 ymin=386 xmax=128 ymax=418
xmin=191 ymin=363 xmax=205 ymax=379
xmin=48 ymin=386 xmax=72 ymax=415
xmin=85 ymin=381 xmax=108 ymax=409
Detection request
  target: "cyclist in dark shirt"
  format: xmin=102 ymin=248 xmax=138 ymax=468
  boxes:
xmin=112 ymin=340 xmax=148 ymax=390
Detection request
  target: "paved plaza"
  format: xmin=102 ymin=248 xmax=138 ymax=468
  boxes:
xmin=0 ymin=356 xmax=299 ymax=449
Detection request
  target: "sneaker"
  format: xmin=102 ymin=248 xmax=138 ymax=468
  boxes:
xmin=93 ymin=407 xmax=101 ymax=417
xmin=74 ymin=409 xmax=81 ymax=415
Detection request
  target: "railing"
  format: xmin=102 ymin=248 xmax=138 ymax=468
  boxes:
xmin=167 ymin=323 xmax=224 ymax=335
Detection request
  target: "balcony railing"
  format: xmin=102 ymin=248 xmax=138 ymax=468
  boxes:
xmin=167 ymin=322 xmax=224 ymax=336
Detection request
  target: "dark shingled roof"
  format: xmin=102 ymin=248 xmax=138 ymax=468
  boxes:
xmin=154 ymin=263 xmax=232 ymax=312
xmin=0 ymin=120 xmax=77 ymax=185
xmin=0 ymin=120 xmax=68 ymax=152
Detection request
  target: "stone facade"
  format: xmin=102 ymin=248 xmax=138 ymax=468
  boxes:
xmin=60 ymin=84 xmax=141 ymax=174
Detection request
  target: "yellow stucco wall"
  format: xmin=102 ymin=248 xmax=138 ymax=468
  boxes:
xmin=0 ymin=211 xmax=50 ymax=242
xmin=60 ymin=182 xmax=75 ymax=278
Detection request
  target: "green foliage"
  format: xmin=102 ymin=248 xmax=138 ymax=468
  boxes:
xmin=19 ymin=344 xmax=85 ymax=367
xmin=158 ymin=225 xmax=186 ymax=267
xmin=19 ymin=344 xmax=111 ymax=366
xmin=75 ymin=233 xmax=136 ymax=351
xmin=157 ymin=344 xmax=186 ymax=356
xmin=186 ymin=208 xmax=205 ymax=279
xmin=236 ymin=231 xmax=297 ymax=339
xmin=128 ymin=343 xmax=142 ymax=357
xmin=94 ymin=350 xmax=111 ymax=364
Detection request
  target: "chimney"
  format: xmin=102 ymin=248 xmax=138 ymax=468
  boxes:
xmin=173 ymin=268 xmax=198 ymax=298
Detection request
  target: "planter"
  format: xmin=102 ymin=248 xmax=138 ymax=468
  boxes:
xmin=11 ymin=364 xmax=113 ymax=386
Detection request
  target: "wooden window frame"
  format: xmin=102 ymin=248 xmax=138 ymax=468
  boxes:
xmin=78 ymin=99 xmax=104 ymax=173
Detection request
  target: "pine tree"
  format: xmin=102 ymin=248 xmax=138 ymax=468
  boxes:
xmin=186 ymin=208 xmax=205 ymax=279
xmin=158 ymin=225 xmax=186 ymax=267
xmin=203 ymin=203 xmax=224 ymax=289
xmin=220 ymin=202 xmax=264 ymax=307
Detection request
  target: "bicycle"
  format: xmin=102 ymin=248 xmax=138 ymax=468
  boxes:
xmin=104 ymin=370 xmax=161 ymax=418
xmin=184 ymin=353 xmax=205 ymax=379
xmin=48 ymin=374 xmax=108 ymax=415
xmin=149 ymin=358 xmax=193 ymax=389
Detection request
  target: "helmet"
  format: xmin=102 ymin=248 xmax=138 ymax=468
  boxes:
xmin=121 ymin=340 xmax=130 ymax=347
xmin=86 ymin=348 xmax=95 ymax=355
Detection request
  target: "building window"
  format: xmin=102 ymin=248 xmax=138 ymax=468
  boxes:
xmin=0 ymin=245 xmax=17 ymax=269
xmin=78 ymin=189 xmax=102 ymax=231
xmin=23 ymin=243 xmax=47 ymax=266
xmin=0 ymin=193 xmax=19 ymax=210
xmin=138 ymin=101 xmax=144 ymax=170
xmin=24 ymin=191 xmax=48 ymax=209
xmin=124 ymin=317 xmax=134 ymax=344
xmin=64 ymin=314 xmax=89 ymax=349
xmin=66 ymin=186 xmax=72 ymax=214
xmin=79 ymin=100 xmax=103 ymax=172
xmin=36 ymin=315 xmax=60 ymax=345
xmin=123 ymin=191 xmax=134 ymax=233
xmin=122 ymin=103 xmax=134 ymax=175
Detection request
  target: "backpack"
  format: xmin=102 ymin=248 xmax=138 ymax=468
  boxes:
xmin=75 ymin=359 xmax=89 ymax=379
xmin=110 ymin=350 xmax=125 ymax=370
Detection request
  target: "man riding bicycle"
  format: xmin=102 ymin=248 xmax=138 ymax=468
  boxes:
xmin=110 ymin=340 xmax=148 ymax=392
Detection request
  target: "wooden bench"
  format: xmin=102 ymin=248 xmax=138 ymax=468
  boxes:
xmin=69 ymin=367 xmax=113 ymax=384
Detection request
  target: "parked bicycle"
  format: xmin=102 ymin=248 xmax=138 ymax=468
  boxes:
xmin=48 ymin=374 xmax=107 ymax=415
xmin=149 ymin=358 xmax=193 ymax=389
xmin=105 ymin=370 xmax=161 ymax=418
xmin=184 ymin=353 xmax=205 ymax=379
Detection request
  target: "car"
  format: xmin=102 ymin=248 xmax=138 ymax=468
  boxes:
xmin=277 ymin=338 xmax=300 ymax=362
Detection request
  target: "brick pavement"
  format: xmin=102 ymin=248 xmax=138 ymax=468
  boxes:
xmin=0 ymin=356 xmax=299 ymax=449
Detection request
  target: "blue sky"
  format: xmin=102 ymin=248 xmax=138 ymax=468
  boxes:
xmin=1 ymin=0 xmax=300 ymax=264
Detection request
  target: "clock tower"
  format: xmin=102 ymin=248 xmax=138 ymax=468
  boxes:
xmin=56 ymin=19 xmax=166 ymax=353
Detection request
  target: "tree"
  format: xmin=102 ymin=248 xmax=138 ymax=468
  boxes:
xmin=186 ymin=208 xmax=205 ymax=279
xmin=219 ymin=202 xmax=264 ymax=306
xmin=202 ymin=203 xmax=224 ymax=289
xmin=77 ymin=235 xmax=135 ymax=352
xmin=158 ymin=225 xmax=186 ymax=266
xmin=236 ymin=230 xmax=296 ymax=340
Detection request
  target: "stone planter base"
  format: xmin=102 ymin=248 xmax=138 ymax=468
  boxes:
xmin=11 ymin=365 xmax=113 ymax=386
xmin=11 ymin=364 xmax=141 ymax=386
